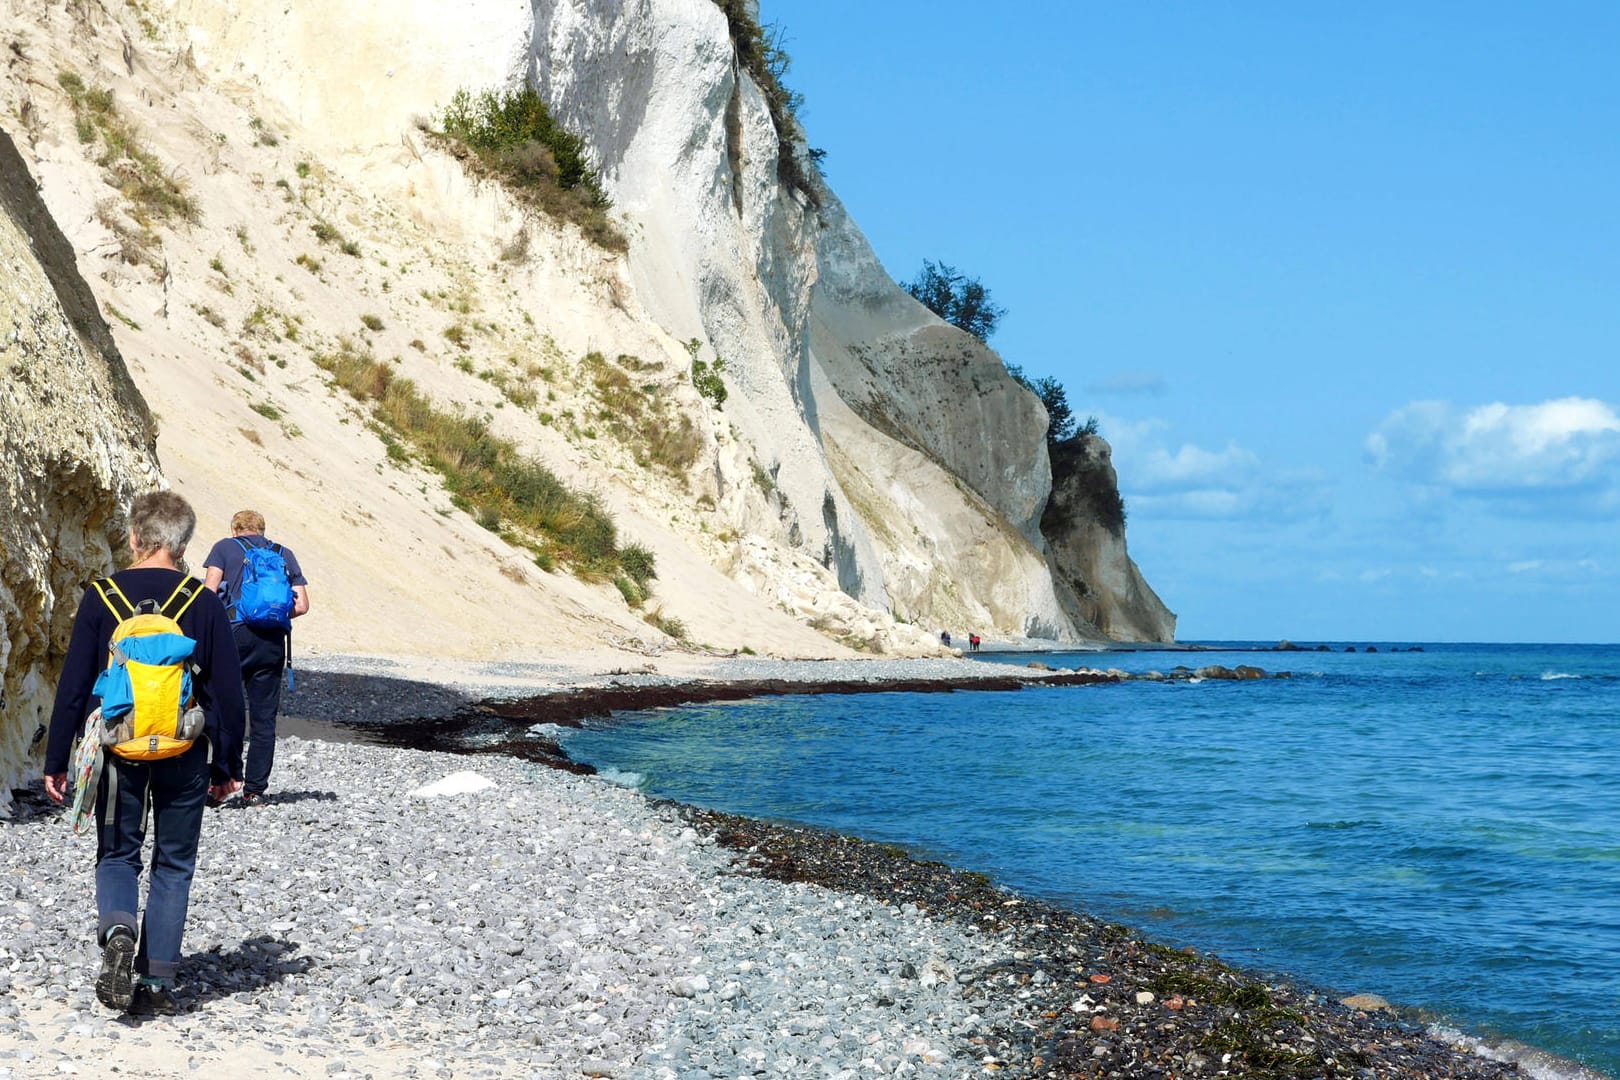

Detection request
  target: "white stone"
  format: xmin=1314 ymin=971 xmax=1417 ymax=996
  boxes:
xmin=409 ymin=771 xmax=497 ymax=799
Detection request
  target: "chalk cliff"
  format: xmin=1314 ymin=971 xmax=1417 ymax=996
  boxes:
xmin=1042 ymin=433 xmax=1176 ymax=642
xmin=524 ymin=0 xmax=1094 ymax=639
xmin=0 ymin=128 xmax=163 ymax=810
xmin=0 ymin=0 xmax=1173 ymax=796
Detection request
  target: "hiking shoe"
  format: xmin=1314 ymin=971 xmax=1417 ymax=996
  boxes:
xmin=130 ymin=982 xmax=182 ymax=1016
xmin=239 ymin=791 xmax=267 ymax=808
xmin=95 ymin=928 xmax=137 ymax=1010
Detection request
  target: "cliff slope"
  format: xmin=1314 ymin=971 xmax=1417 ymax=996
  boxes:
xmin=0 ymin=127 xmax=163 ymax=808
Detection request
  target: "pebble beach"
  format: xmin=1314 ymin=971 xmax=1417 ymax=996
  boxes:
xmin=0 ymin=655 xmax=1552 ymax=1079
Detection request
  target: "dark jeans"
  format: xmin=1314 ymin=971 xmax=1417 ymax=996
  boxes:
xmin=235 ymin=624 xmax=286 ymax=795
xmin=95 ymin=739 xmax=209 ymax=980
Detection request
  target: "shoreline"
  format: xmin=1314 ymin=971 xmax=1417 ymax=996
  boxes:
xmin=1 ymin=653 xmax=1596 ymax=1079
xmin=274 ymin=653 xmax=1589 ymax=1079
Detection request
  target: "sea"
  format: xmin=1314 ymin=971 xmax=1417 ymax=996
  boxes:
xmin=555 ymin=642 xmax=1620 ymax=1079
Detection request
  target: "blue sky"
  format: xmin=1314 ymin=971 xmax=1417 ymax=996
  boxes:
xmin=763 ymin=0 xmax=1619 ymax=643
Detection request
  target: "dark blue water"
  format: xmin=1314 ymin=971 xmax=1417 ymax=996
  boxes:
xmin=559 ymin=643 xmax=1620 ymax=1077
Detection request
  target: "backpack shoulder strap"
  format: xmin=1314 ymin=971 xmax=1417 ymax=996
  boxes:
xmin=90 ymin=577 xmax=136 ymax=621
xmin=234 ymin=537 xmax=253 ymax=555
xmin=160 ymin=576 xmax=206 ymax=622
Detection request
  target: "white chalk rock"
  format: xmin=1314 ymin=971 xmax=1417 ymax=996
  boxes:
xmin=409 ymin=771 xmax=497 ymax=799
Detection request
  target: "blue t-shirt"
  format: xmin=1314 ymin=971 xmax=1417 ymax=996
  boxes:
xmin=203 ymin=534 xmax=307 ymax=624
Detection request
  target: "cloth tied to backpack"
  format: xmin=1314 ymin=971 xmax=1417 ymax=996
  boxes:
xmin=68 ymin=709 xmax=104 ymax=836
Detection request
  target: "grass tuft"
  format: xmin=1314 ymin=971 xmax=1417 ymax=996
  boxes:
xmin=314 ymin=339 xmax=630 ymax=577
xmin=580 ymin=352 xmax=703 ymax=477
xmin=643 ymin=607 xmax=687 ymax=640
xmin=60 ymin=69 xmax=198 ymax=260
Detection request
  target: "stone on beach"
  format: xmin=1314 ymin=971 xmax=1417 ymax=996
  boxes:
xmin=1342 ymin=992 xmax=1396 ymax=1013
xmin=0 ymin=735 xmax=996 ymax=1080
xmin=407 ymin=770 xmax=497 ymax=799
xmin=0 ymin=657 xmax=1533 ymax=1080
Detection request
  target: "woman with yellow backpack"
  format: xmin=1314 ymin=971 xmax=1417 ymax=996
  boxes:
xmin=42 ymin=491 xmax=246 ymax=1015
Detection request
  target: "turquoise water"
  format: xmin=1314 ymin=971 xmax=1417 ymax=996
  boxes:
xmin=559 ymin=643 xmax=1620 ymax=1077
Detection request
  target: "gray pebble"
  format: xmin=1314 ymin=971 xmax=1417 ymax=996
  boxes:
xmin=3 ymin=720 xmax=1002 ymax=1077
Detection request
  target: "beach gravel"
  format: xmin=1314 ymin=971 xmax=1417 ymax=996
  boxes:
xmin=1 ymin=735 xmax=1000 ymax=1079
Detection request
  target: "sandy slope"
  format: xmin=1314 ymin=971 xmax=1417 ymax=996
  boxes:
xmin=2 ymin=0 xmax=934 ymax=668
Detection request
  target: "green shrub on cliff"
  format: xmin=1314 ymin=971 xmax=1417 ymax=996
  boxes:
xmin=1029 ymin=375 xmax=1076 ymax=443
xmin=709 ymin=0 xmax=821 ymax=205
xmin=314 ymin=340 xmax=630 ymax=576
xmin=903 ymin=260 xmax=1005 ymax=343
xmin=435 ymin=87 xmax=624 ymax=252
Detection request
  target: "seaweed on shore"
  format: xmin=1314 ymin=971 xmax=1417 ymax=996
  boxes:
xmin=332 ymin=673 xmax=1108 ymax=778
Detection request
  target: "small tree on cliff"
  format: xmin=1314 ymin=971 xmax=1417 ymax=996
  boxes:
xmin=903 ymin=260 xmax=1006 ymax=343
xmin=1030 ymin=375 xmax=1076 ymax=443
xmin=1003 ymin=364 xmax=1079 ymax=445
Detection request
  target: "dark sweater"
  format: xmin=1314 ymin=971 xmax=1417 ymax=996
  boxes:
xmin=45 ymin=567 xmax=247 ymax=783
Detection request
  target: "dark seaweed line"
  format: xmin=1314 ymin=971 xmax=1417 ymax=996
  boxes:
xmin=344 ymin=671 xmax=1117 ymax=773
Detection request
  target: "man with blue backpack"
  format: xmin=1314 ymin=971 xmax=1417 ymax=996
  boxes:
xmin=202 ymin=509 xmax=309 ymax=807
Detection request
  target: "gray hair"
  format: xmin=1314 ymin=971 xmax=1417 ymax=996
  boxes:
xmin=128 ymin=490 xmax=196 ymax=559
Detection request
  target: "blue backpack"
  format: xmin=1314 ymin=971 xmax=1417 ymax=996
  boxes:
xmin=234 ymin=538 xmax=295 ymax=630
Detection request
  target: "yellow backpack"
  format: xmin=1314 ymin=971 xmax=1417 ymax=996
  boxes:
xmin=89 ymin=577 xmax=207 ymax=762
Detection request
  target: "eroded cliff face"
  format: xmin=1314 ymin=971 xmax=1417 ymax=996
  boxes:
xmin=807 ymin=189 xmax=1077 ymax=639
xmin=0 ymin=128 xmax=162 ymax=812
xmin=527 ymin=0 xmax=890 ymax=607
xmin=528 ymin=0 xmax=1088 ymax=640
xmin=155 ymin=0 xmax=1164 ymax=644
xmin=1042 ymin=434 xmax=1176 ymax=643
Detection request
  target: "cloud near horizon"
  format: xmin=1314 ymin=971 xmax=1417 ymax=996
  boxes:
xmin=1105 ymin=415 xmax=1328 ymax=521
xmin=1366 ymin=397 xmax=1620 ymax=496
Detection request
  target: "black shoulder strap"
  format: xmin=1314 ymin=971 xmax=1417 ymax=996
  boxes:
xmin=160 ymin=576 xmax=206 ymax=621
xmin=90 ymin=578 xmax=136 ymax=621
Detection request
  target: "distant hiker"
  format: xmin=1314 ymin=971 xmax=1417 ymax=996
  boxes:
xmin=203 ymin=509 xmax=309 ymax=807
xmin=42 ymin=491 xmax=246 ymax=1015
xmin=940 ymin=630 xmax=952 ymax=648
xmin=969 ymin=633 xmax=981 ymax=652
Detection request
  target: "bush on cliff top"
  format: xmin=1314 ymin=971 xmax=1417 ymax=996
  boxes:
xmin=709 ymin=0 xmax=821 ymax=206
xmin=903 ymin=259 xmax=1005 ymax=343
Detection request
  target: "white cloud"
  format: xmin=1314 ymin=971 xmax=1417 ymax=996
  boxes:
xmin=1102 ymin=413 xmax=1326 ymax=522
xmin=1367 ymin=397 xmax=1620 ymax=493
xmin=1135 ymin=442 xmax=1260 ymax=489
xmin=1505 ymin=557 xmax=1602 ymax=579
